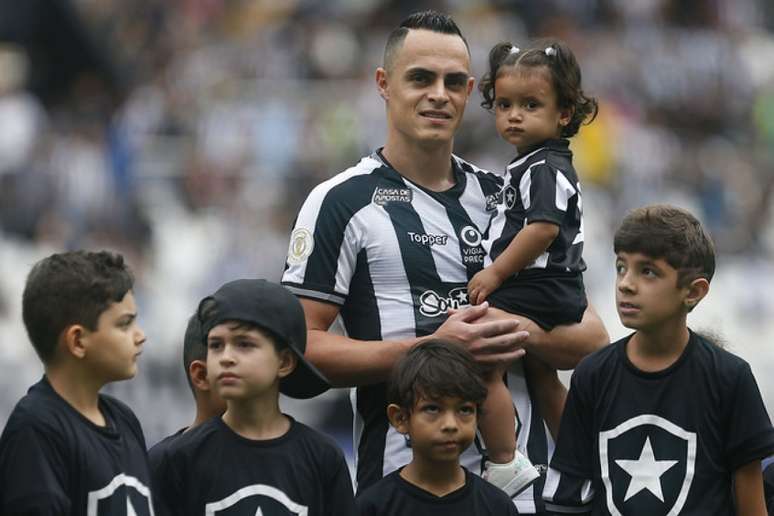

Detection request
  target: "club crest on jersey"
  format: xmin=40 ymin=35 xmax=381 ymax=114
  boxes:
xmin=503 ymin=185 xmax=517 ymax=210
xmin=372 ymin=186 xmax=412 ymax=205
xmin=86 ymin=474 xmax=153 ymax=516
xmin=205 ymin=484 xmax=308 ymax=515
xmin=599 ymin=414 xmax=696 ymax=516
xmin=287 ymin=228 xmax=314 ymax=265
xmin=419 ymin=288 xmax=469 ymax=317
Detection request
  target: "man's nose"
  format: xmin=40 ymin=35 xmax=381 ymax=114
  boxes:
xmin=427 ymin=79 xmax=449 ymax=103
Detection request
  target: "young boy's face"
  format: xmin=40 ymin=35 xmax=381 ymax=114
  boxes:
xmin=615 ymin=252 xmax=691 ymax=331
xmin=393 ymin=393 xmax=477 ymax=464
xmin=83 ymin=291 xmax=145 ymax=382
xmin=205 ymin=322 xmax=294 ymax=401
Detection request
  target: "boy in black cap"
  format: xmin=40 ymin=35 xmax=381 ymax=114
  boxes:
xmin=0 ymin=250 xmax=153 ymax=515
xmin=154 ymin=279 xmax=356 ymax=516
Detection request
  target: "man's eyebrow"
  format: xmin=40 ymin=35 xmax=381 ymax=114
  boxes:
xmin=444 ymin=72 xmax=470 ymax=81
xmin=405 ymin=67 xmax=435 ymax=76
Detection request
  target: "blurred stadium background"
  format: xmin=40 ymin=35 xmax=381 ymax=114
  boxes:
xmin=1 ymin=0 xmax=773 ymax=462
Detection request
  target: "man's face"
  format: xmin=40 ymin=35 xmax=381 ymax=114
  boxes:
xmin=377 ymin=29 xmax=474 ymax=149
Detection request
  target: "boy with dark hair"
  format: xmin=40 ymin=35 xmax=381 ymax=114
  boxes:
xmin=0 ymin=250 xmax=153 ymax=515
xmin=356 ymin=339 xmax=518 ymax=515
xmin=154 ymin=279 xmax=355 ymax=516
xmin=148 ymin=314 xmax=226 ymax=501
xmin=544 ymin=205 xmax=774 ymax=515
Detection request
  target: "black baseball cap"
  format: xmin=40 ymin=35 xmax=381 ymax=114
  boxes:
xmin=197 ymin=279 xmax=330 ymax=399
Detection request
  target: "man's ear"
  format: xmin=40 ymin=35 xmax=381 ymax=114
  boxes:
xmin=277 ymin=350 xmax=298 ymax=379
xmin=387 ymin=403 xmax=410 ymax=434
xmin=189 ymin=360 xmax=211 ymax=392
xmin=684 ymin=277 xmax=710 ymax=311
xmin=62 ymin=324 xmax=88 ymax=359
xmin=466 ymin=75 xmax=475 ymax=97
xmin=376 ymin=67 xmax=389 ymax=101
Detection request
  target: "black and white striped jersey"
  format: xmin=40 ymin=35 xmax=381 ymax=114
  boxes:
xmin=483 ymin=139 xmax=585 ymax=275
xmin=283 ymin=150 xmax=555 ymax=513
xmin=544 ymin=331 xmax=774 ymax=515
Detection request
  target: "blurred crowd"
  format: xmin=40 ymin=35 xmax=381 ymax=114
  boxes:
xmin=1 ymin=0 xmax=774 ymax=445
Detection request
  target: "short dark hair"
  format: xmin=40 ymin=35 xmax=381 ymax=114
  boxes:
xmin=388 ymin=339 xmax=487 ymax=413
xmin=182 ymin=314 xmax=205 ymax=394
xmin=383 ymin=10 xmax=469 ymax=71
xmin=479 ymin=39 xmax=598 ymax=138
xmin=614 ymin=204 xmax=716 ymax=287
xmin=22 ymin=250 xmax=134 ymax=363
xmin=197 ymin=298 xmax=288 ymax=353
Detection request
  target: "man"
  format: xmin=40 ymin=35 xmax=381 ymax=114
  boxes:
xmin=282 ymin=10 xmax=608 ymax=513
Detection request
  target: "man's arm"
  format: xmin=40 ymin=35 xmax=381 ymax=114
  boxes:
xmin=734 ymin=460 xmax=766 ymax=515
xmin=301 ymin=298 xmax=528 ymax=387
xmin=488 ymin=303 xmax=609 ymax=370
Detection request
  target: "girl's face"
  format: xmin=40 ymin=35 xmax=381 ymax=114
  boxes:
xmin=493 ymin=65 xmax=572 ymax=152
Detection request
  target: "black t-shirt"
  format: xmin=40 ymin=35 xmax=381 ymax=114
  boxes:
xmin=356 ymin=468 xmax=518 ymax=516
xmin=544 ymin=331 xmax=774 ymax=514
xmin=0 ymin=377 xmax=153 ymax=515
xmin=154 ymin=415 xmax=356 ymax=516
xmin=148 ymin=427 xmax=185 ymax=512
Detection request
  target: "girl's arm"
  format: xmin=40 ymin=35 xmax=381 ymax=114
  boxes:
xmin=469 ymin=221 xmax=559 ymax=305
xmin=734 ymin=460 xmax=767 ymax=515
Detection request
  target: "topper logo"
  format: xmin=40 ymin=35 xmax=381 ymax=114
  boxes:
xmin=407 ymin=232 xmax=448 ymax=246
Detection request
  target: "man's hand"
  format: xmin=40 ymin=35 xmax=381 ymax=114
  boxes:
xmin=468 ymin=268 xmax=505 ymax=306
xmin=430 ymin=302 xmax=528 ymax=366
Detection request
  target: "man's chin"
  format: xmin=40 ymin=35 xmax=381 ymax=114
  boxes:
xmin=416 ymin=131 xmax=454 ymax=147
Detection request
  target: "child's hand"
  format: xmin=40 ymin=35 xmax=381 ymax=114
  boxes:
xmin=468 ymin=268 xmax=505 ymax=305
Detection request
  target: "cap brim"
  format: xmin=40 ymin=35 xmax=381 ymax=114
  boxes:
xmin=280 ymin=352 xmax=331 ymax=399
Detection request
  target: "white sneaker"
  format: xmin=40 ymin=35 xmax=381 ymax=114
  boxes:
xmin=482 ymin=450 xmax=540 ymax=497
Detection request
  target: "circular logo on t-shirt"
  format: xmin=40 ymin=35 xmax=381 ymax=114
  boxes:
xmin=460 ymin=225 xmax=482 ymax=247
xmin=287 ymin=228 xmax=314 ymax=265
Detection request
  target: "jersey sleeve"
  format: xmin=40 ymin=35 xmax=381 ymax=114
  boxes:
xmin=543 ymin=468 xmax=594 ymax=514
xmin=724 ymin=362 xmax=774 ymax=470
xmin=519 ymin=162 xmax=578 ymax=227
xmin=544 ymin=365 xmax=596 ymax=511
xmin=282 ymin=175 xmax=371 ymax=306
xmin=0 ymin=426 xmax=70 ymax=515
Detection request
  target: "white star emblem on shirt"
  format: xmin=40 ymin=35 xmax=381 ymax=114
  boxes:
xmin=506 ymin=189 xmax=515 ymax=206
xmin=454 ymin=290 xmax=468 ymax=303
xmin=615 ymin=436 xmax=678 ymax=502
